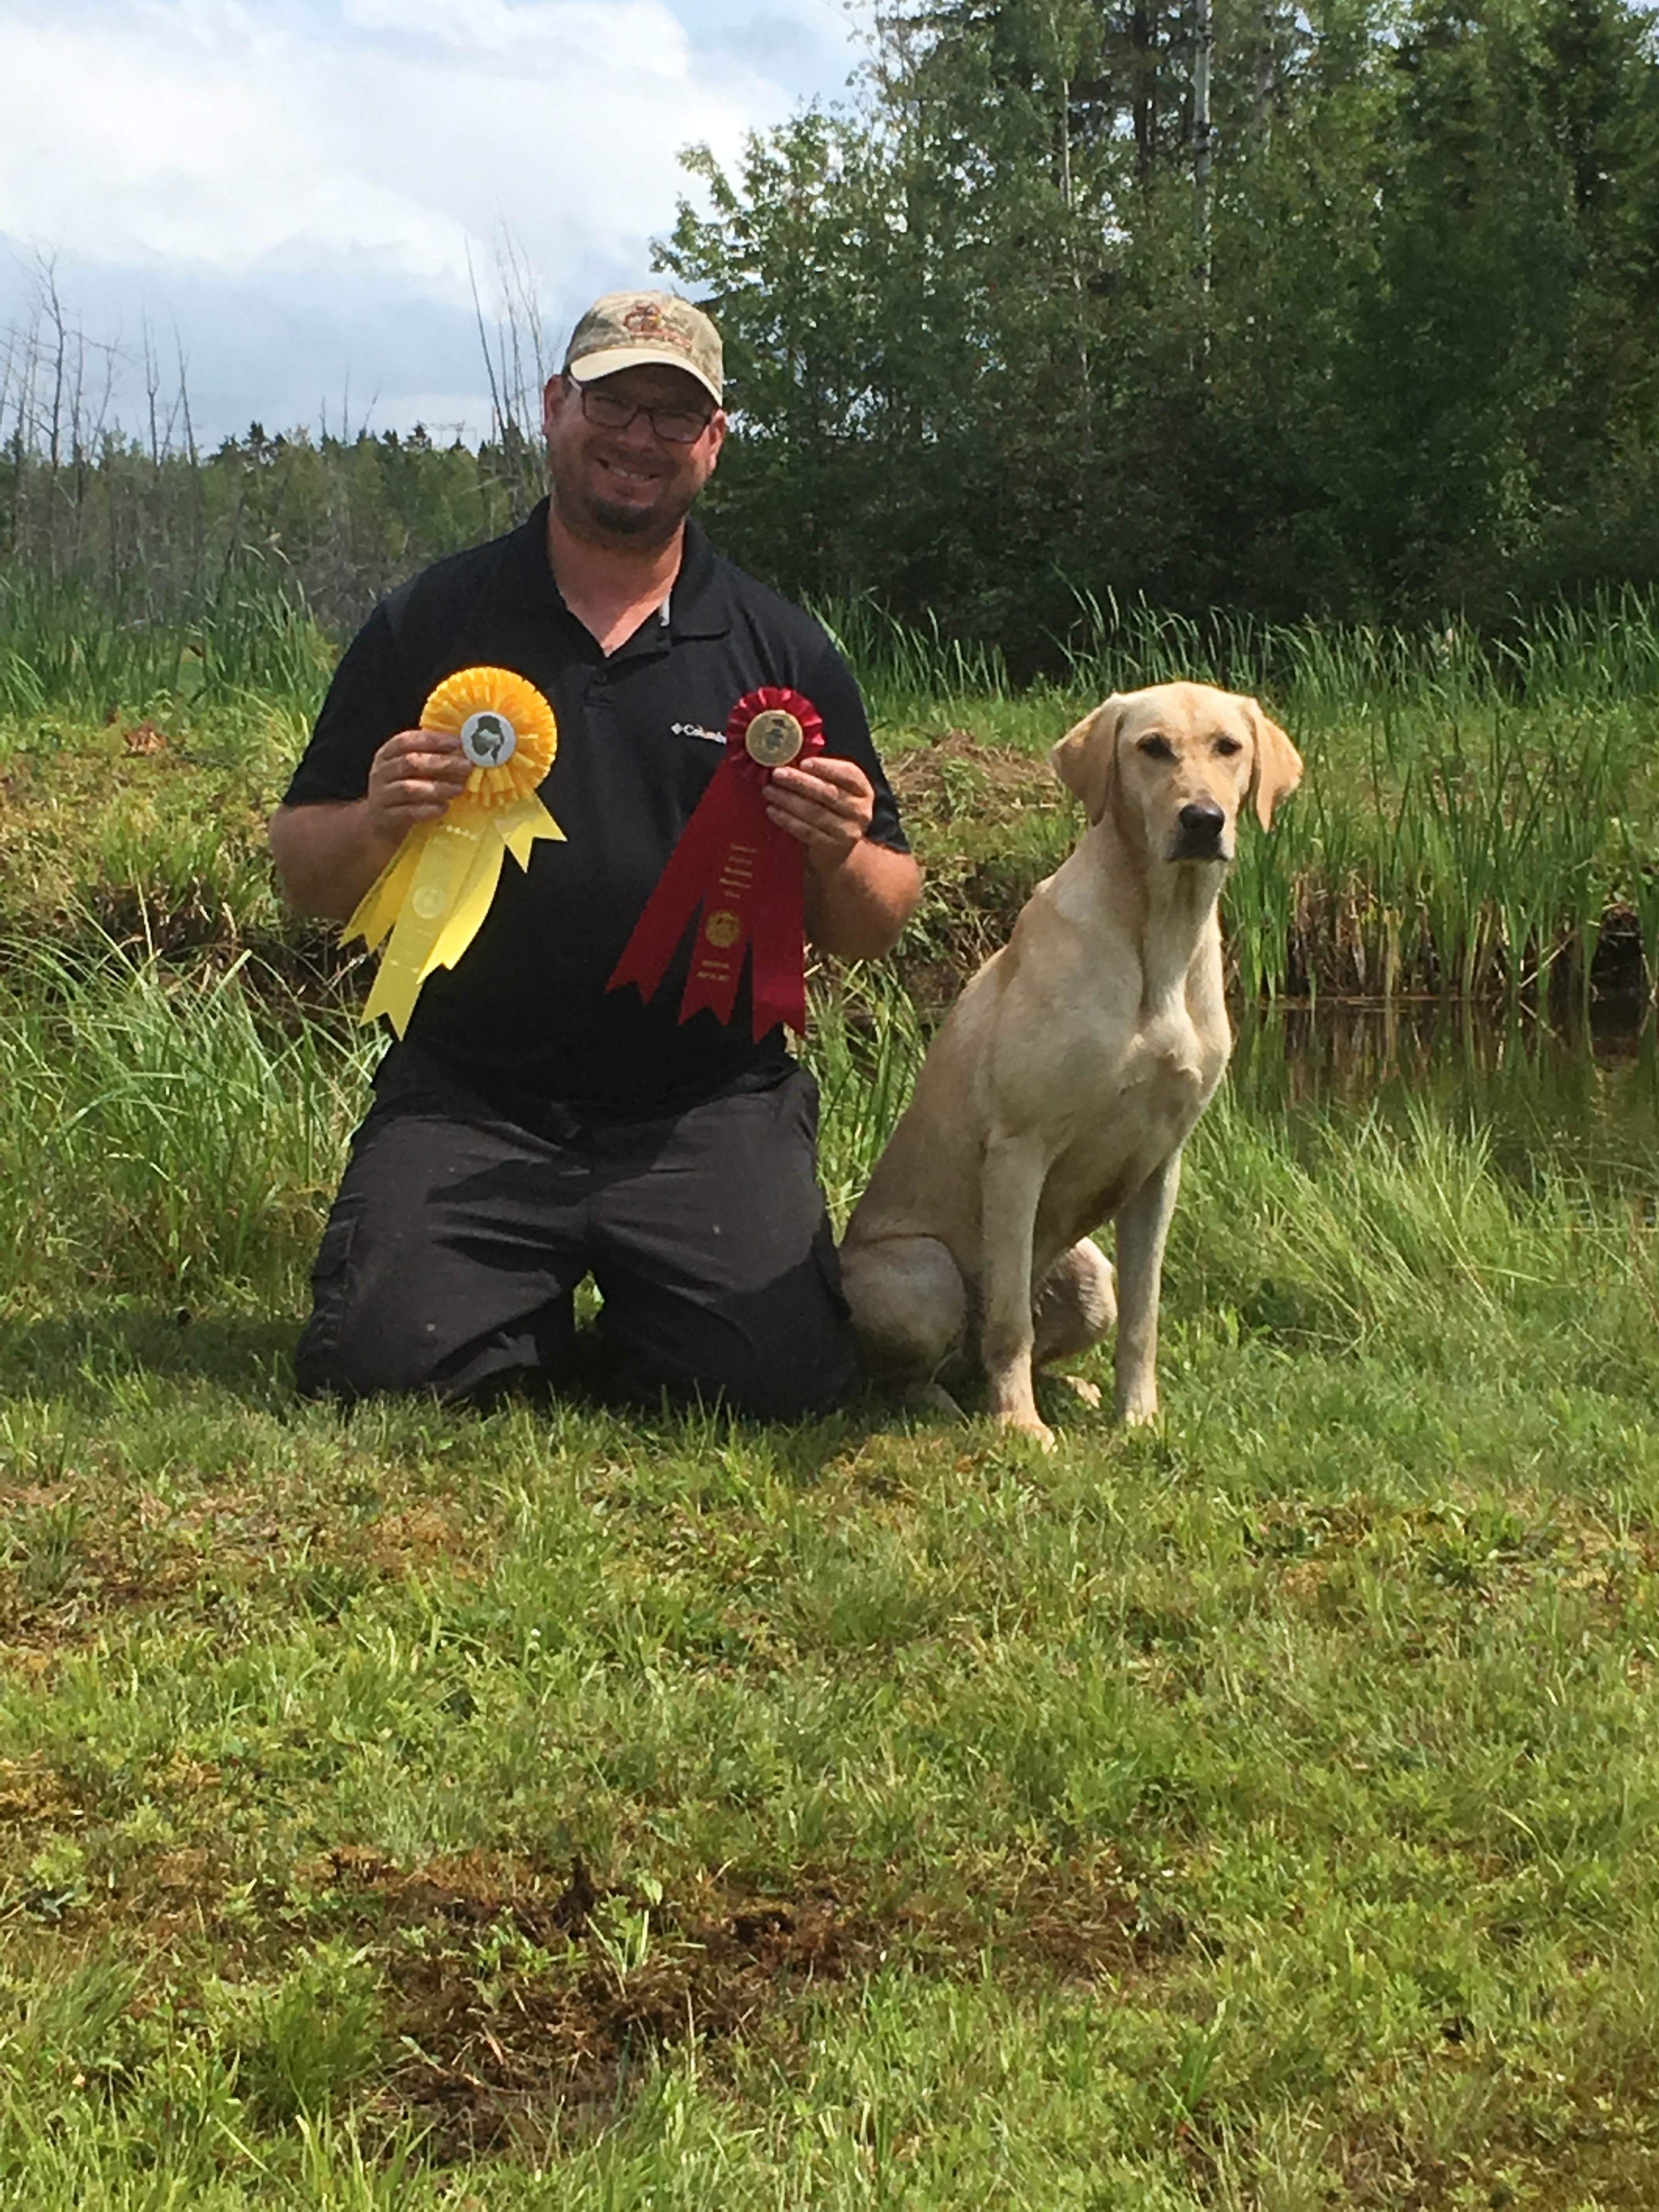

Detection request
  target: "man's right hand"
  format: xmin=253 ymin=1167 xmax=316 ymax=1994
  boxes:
xmin=269 ymin=727 xmax=473 ymax=923
xmin=364 ymin=726 xmax=473 ymax=832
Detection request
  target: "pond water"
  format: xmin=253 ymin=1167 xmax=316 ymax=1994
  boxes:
xmin=1230 ymin=995 xmax=1658 ymax=1215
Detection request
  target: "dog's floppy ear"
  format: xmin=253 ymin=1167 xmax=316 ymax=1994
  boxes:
xmin=1244 ymin=701 xmax=1303 ymax=830
xmin=1052 ymin=698 xmax=1126 ymax=825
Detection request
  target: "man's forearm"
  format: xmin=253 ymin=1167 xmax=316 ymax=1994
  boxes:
xmin=267 ymin=800 xmax=404 ymax=922
xmin=804 ymin=839 xmax=922 ymax=962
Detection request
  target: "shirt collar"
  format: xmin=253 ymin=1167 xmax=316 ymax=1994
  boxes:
xmin=667 ymin=520 xmax=733 ymax=640
xmin=501 ymin=498 xmax=563 ymax=615
xmin=504 ymin=499 xmax=731 ymax=645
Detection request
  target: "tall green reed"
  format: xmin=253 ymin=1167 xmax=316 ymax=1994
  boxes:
xmin=812 ymin=594 xmax=1014 ymax=722
xmin=805 ymin=962 xmax=927 ymax=1225
xmin=0 ymin=566 xmax=335 ymax=721
xmin=0 ymin=935 xmax=372 ymax=1308
xmin=1046 ymin=590 xmax=1659 ymax=1002
xmin=1059 ymin=584 xmax=1659 ymax=714
xmin=1240 ymin=697 xmax=1654 ymax=1002
xmin=1177 ymin=1080 xmax=1659 ymax=1391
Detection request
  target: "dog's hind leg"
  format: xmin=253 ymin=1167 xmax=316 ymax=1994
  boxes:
xmin=1032 ymin=1237 xmax=1116 ymax=1365
xmin=840 ymin=1234 xmax=968 ymax=1409
xmin=1031 ymin=1237 xmax=1117 ymax=1409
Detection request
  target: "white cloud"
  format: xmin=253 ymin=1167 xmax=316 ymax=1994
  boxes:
xmin=0 ymin=0 xmax=865 ymax=438
xmin=0 ymin=0 xmax=766 ymax=291
xmin=343 ymin=0 xmax=686 ymax=76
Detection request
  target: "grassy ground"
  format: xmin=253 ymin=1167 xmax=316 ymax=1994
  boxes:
xmin=2 ymin=678 xmax=1658 ymax=2207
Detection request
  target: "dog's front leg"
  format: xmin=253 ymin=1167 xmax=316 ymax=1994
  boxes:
xmin=1113 ymin=1150 xmax=1182 ymax=1424
xmin=978 ymin=1133 xmax=1053 ymax=1446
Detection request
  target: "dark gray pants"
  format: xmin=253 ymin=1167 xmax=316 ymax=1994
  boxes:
xmin=295 ymin=1047 xmax=859 ymax=1420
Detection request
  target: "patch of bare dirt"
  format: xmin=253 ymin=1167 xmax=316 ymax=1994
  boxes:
xmin=881 ymin=731 xmax=1072 ymax=1012
xmin=305 ymin=1846 xmax=1149 ymax=2157
xmin=887 ymin=727 xmax=1056 ymax=826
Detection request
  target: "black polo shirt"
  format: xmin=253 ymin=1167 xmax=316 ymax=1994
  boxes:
xmin=284 ymin=501 xmax=908 ymax=1110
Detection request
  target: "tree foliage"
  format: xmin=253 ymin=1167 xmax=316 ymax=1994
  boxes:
xmin=658 ymin=0 xmax=1659 ymax=653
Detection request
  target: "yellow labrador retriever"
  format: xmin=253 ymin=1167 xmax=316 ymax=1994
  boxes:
xmin=842 ymin=682 xmax=1302 ymax=1444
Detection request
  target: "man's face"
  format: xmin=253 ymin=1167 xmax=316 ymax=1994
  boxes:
xmin=543 ymin=364 xmax=725 ymax=551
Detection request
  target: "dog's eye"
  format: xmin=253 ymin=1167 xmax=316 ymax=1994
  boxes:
xmin=1138 ymin=735 xmax=1175 ymax=760
xmin=1214 ymin=735 xmax=1243 ymax=757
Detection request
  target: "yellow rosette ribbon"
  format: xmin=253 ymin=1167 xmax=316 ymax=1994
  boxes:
xmin=343 ymin=666 xmax=563 ymax=1036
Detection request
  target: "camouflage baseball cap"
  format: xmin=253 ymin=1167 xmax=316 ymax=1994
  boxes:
xmin=562 ymin=291 xmax=723 ymax=405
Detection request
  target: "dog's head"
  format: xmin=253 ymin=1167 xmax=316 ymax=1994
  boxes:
xmin=1051 ymin=682 xmax=1302 ymax=862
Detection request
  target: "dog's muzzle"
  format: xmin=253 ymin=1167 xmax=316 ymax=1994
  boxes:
xmin=1170 ymin=799 xmax=1229 ymax=861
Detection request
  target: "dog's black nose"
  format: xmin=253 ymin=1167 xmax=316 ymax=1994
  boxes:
xmin=1176 ymin=800 xmax=1226 ymax=849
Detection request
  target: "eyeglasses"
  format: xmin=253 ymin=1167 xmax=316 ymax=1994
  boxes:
xmin=574 ymin=384 xmax=715 ymax=445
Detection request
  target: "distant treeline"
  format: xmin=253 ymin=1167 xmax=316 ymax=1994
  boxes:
xmin=0 ymin=419 xmax=549 ymax=712
xmin=0 ymin=252 xmax=553 ymax=707
xmin=5 ymin=0 xmax=1659 ymax=682
xmin=0 ymin=416 xmax=527 ymax=634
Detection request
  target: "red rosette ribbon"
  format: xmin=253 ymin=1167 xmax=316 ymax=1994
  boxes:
xmin=608 ymin=686 xmax=825 ymax=1039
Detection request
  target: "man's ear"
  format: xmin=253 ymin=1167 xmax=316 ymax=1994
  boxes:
xmin=1052 ymin=697 xmax=1126 ymax=825
xmin=1244 ymin=701 xmax=1304 ymax=830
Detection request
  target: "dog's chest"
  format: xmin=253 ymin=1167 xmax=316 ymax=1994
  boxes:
xmin=1093 ymin=1002 xmax=1220 ymax=1137
xmin=1124 ymin=1006 xmax=1215 ymax=1107
xmin=1039 ymin=1014 xmax=1220 ymax=1242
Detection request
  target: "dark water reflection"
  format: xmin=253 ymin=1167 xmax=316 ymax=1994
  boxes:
xmin=1231 ymin=995 xmax=1659 ymax=1212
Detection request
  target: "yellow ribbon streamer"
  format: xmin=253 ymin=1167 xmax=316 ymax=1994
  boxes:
xmin=343 ymin=665 xmax=563 ymax=1035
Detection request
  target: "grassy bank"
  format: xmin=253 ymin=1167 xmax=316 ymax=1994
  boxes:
xmin=4 ymin=580 xmax=1657 ymax=1008
xmin=1 ymin=645 xmax=1658 ymax=2204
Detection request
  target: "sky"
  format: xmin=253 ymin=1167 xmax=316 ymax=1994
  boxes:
xmin=0 ymin=0 xmax=871 ymax=446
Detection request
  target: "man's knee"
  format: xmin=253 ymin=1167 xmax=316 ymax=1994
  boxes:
xmin=294 ymin=1301 xmax=457 ymax=1404
xmin=295 ymin=1307 xmax=566 ymax=1408
xmin=592 ymin=1251 xmax=861 ymax=1423
xmin=716 ymin=1314 xmax=861 ymax=1421
xmin=293 ymin=1212 xmax=575 ymax=1407
xmin=294 ymin=1257 xmax=454 ymax=1400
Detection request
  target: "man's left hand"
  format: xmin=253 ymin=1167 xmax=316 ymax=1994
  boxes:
xmin=764 ymin=756 xmax=875 ymax=866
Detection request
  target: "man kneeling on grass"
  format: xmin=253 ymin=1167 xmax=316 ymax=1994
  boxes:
xmin=268 ymin=291 xmax=919 ymax=1419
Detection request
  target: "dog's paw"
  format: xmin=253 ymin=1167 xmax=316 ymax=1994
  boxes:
xmin=901 ymin=1380 xmax=967 ymax=1423
xmin=1057 ymin=1375 xmax=1102 ymax=1409
xmin=993 ymin=1408 xmax=1057 ymax=1451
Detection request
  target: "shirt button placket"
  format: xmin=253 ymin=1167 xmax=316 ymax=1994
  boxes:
xmin=585 ymin=664 xmax=614 ymax=735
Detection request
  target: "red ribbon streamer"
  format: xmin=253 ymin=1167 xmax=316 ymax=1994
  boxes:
xmin=608 ymin=687 xmax=825 ymax=1040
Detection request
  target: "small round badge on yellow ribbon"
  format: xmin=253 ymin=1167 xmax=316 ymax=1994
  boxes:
xmin=743 ymin=709 xmax=804 ymax=767
xmin=342 ymin=667 xmax=563 ymax=1036
xmin=460 ymin=710 xmax=517 ymax=767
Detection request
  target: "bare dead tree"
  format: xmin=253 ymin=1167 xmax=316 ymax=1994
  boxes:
xmin=467 ymin=227 xmax=554 ymax=522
